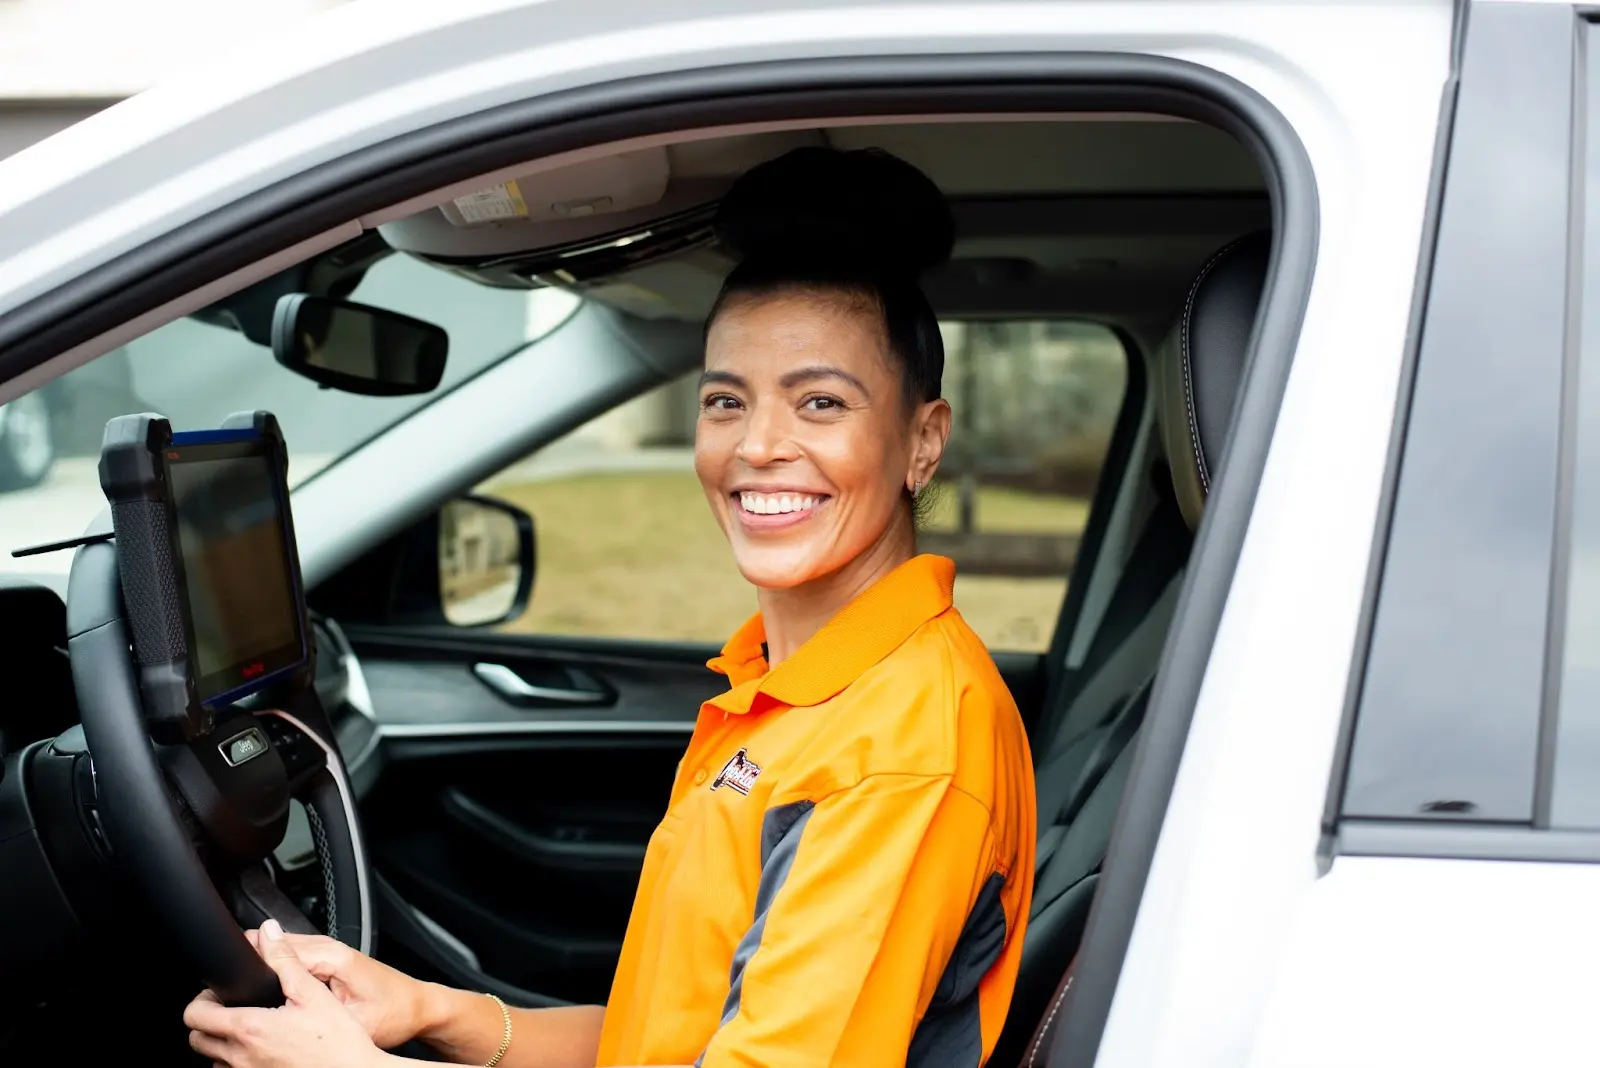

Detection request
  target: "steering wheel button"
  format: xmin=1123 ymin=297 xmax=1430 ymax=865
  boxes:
xmin=220 ymin=726 xmax=271 ymax=767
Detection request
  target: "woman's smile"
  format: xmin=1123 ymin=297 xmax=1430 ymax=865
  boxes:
xmin=733 ymin=488 xmax=831 ymax=531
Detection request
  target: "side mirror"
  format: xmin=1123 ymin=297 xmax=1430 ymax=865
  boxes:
xmin=310 ymin=495 xmax=535 ymax=628
xmin=271 ymin=293 xmax=448 ymax=396
xmin=437 ymin=496 xmax=535 ymax=627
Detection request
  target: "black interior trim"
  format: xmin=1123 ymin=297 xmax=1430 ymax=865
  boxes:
xmin=371 ymin=870 xmax=567 ymax=1009
xmin=441 ymin=788 xmax=649 ymax=871
xmin=1317 ymin=0 xmax=1471 ymax=861
xmin=0 ymin=55 xmax=1318 ymax=1065
xmin=952 ymin=192 xmax=1270 ymax=238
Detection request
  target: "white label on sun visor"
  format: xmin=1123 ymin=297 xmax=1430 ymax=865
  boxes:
xmin=452 ymin=181 xmax=529 ymax=225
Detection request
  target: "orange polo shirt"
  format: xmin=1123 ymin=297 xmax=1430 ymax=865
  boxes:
xmin=596 ymin=554 xmax=1036 ymax=1068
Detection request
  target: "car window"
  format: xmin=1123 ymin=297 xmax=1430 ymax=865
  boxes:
xmin=1339 ymin=3 xmax=1579 ymax=829
xmin=0 ymin=255 xmax=578 ymax=571
xmin=1548 ymin=21 xmax=1600 ymax=829
xmin=474 ymin=319 xmax=1127 ymax=652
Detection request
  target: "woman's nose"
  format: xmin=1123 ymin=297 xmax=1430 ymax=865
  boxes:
xmin=735 ymin=404 xmax=796 ymax=466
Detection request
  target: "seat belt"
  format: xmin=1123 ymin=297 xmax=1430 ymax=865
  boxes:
xmin=1033 ymin=674 xmax=1153 ymax=878
xmin=1039 ymin=483 xmax=1189 ymax=735
xmin=1031 ymin=574 xmax=1180 ymax=876
xmin=1036 ymin=572 xmax=1181 ymax=774
xmin=1059 ymin=674 xmax=1153 ymax=828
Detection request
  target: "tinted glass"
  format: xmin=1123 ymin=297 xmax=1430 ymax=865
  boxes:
xmin=1343 ymin=2 xmax=1576 ymax=821
xmin=1550 ymin=22 xmax=1600 ymax=828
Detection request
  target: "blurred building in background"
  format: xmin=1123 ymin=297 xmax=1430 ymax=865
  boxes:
xmin=0 ymin=0 xmax=346 ymax=159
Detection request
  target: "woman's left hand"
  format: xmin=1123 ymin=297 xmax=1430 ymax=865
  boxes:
xmin=183 ymin=919 xmax=388 ymax=1068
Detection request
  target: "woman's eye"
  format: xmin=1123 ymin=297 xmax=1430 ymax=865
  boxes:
xmin=701 ymin=394 xmax=741 ymax=412
xmin=802 ymin=395 xmax=845 ymax=412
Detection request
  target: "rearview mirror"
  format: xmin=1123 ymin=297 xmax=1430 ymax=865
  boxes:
xmin=272 ymin=293 xmax=447 ymax=396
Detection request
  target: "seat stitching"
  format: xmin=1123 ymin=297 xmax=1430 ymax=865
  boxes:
xmin=1179 ymin=238 xmax=1247 ymax=495
xmin=1026 ymin=974 xmax=1074 ymax=1068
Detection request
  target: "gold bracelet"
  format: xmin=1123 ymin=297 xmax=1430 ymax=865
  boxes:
xmin=483 ymin=992 xmax=512 ymax=1068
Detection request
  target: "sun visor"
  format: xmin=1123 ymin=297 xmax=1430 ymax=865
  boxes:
xmin=441 ymin=147 xmax=671 ymax=229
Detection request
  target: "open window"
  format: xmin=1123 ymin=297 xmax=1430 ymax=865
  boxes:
xmin=297 ymin=107 xmax=1297 ymax=1066
xmin=0 ymin=54 xmax=1314 ymax=1068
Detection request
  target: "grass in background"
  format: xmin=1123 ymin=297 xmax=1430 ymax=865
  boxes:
xmin=483 ymin=470 xmax=1086 ymax=652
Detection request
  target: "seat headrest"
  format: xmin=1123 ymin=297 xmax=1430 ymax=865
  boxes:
xmin=1157 ymin=231 xmax=1271 ymax=530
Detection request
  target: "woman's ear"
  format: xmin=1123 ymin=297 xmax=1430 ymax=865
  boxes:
xmin=906 ymin=398 xmax=953 ymax=494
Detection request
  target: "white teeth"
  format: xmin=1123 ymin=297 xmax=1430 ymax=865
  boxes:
xmin=739 ymin=492 xmax=822 ymax=515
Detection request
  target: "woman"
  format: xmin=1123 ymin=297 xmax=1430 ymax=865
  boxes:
xmin=185 ymin=146 xmax=1037 ymax=1068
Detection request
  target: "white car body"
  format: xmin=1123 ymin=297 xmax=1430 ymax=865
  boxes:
xmin=1 ymin=2 xmax=1591 ymax=1066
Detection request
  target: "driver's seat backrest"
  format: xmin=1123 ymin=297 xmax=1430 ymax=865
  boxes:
xmin=1000 ymin=231 xmax=1271 ymax=1067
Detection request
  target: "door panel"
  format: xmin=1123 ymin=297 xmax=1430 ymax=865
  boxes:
xmin=346 ymin=626 xmax=720 ymax=1004
xmin=347 ymin=628 xmax=1045 ymax=1005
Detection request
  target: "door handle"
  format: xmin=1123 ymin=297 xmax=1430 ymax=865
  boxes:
xmin=472 ymin=662 xmax=610 ymax=707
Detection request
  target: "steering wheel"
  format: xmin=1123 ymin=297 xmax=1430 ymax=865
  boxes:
xmin=64 ymin=538 xmax=371 ymax=1007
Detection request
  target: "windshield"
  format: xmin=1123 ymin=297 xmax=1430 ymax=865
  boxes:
xmin=0 ymin=253 xmax=579 ymax=571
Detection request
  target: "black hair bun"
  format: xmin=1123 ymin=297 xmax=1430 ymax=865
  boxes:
xmin=714 ymin=146 xmax=954 ymax=278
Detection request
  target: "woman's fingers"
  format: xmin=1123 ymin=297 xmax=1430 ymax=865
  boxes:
xmin=183 ymin=990 xmax=231 ymax=1033
xmin=275 ymin=933 xmax=349 ymax=980
xmin=188 ymin=1027 xmax=234 ymax=1062
xmin=245 ymin=926 xmax=347 ymax=978
xmin=254 ymin=919 xmax=334 ymax=1003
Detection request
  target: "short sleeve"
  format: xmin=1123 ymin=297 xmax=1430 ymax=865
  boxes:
xmin=697 ymin=773 xmax=998 ymax=1068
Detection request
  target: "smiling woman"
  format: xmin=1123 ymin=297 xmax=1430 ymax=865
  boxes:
xmin=583 ymin=144 xmax=1036 ymax=1068
xmin=695 ymin=288 xmax=949 ymax=628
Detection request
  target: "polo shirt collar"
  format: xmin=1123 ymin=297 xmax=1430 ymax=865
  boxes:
xmin=706 ymin=554 xmax=956 ymax=715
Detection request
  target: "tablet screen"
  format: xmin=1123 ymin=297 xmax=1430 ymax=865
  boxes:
xmin=167 ymin=436 xmax=304 ymax=704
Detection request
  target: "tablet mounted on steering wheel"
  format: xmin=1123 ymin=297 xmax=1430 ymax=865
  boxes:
xmin=99 ymin=411 xmax=310 ymax=742
xmin=63 ymin=410 xmax=367 ymax=1009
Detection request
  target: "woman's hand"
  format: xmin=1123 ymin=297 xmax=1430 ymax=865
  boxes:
xmin=184 ymin=919 xmax=388 ymax=1068
xmin=242 ymin=927 xmax=431 ymax=1049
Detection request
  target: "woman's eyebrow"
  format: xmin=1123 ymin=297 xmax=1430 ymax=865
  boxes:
xmin=779 ymin=365 xmax=870 ymax=395
xmin=699 ymin=369 xmax=747 ymax=390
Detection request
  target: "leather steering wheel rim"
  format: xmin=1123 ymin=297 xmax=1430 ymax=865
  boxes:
xmin=65 ymin=538 xmax=368 ymax=1006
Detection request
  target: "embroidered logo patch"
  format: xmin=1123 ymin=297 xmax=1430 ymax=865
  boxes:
xmin=711 ymin=748 xmax=762 ymax=795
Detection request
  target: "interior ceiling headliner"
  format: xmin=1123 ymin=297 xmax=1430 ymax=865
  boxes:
xmin=378 ymin=116 xmax=1268 ymax=334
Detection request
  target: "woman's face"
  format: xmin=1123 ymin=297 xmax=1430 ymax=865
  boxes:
xmin=696 ymin=289 xmax=949 ymax=590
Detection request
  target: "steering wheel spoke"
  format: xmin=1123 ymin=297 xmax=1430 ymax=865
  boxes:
xmin=228 ymin=863 xmax=321 ymax=937
xmin=255 ymin=712 xmax=330 ymax=793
